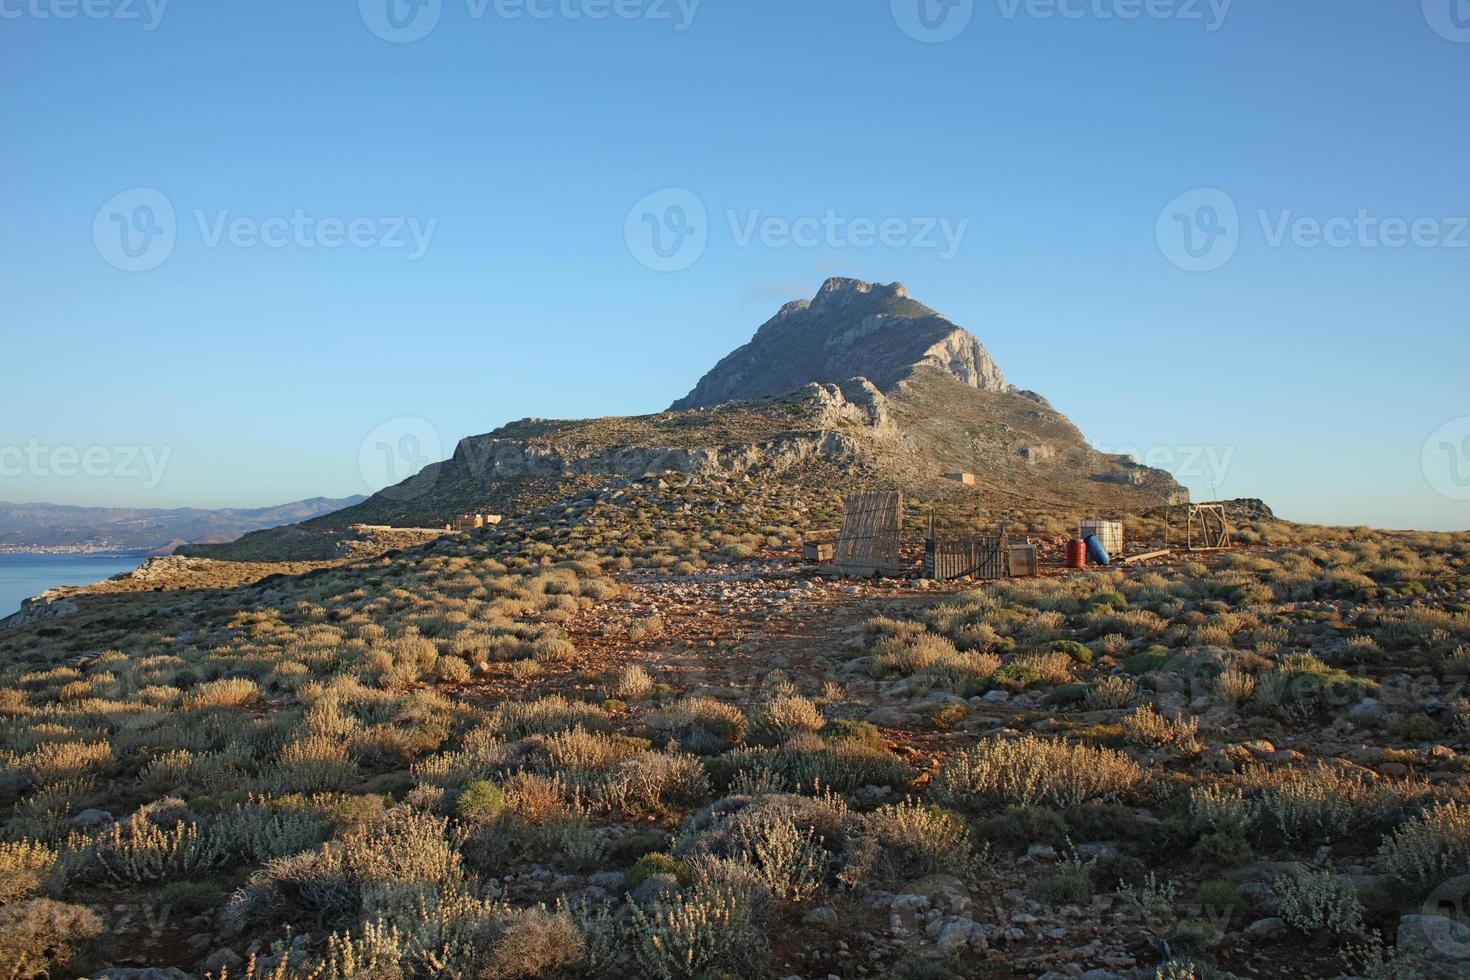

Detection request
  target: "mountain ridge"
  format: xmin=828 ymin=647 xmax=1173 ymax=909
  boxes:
xmin=190 ymin=279 xmax=1188 ymax=562
xmin=0 ymin=495 xmax=367 ymax=553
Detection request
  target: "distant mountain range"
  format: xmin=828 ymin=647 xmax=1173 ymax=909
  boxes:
xmin=0 ymin=496 xmax=367 ymax=554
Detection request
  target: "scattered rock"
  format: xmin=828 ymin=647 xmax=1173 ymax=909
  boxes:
xmin=1397 ymin=914 xmax=1470 ymax=978
xmin=197 ymin=949 xmax=242 ymax=975
xmin=804 ymin=906 xmax=839 ymax=927
xmin=71 ymin=808 xmax=114 ymax=828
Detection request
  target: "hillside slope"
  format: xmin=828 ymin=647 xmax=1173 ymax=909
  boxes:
xmin=196 ymin=280 xmax=1185 ymax=560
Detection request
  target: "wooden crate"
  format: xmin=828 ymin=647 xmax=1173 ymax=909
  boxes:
xmin=1009 ymin=544 xmax=1038 ymax=578
xmin=802 ymin=540 xmax=835 ymax=562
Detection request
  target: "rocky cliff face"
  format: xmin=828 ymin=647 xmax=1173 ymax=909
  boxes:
xmin=452 ymin=380 xmax=892 ymax=482
xmin=670 ymin=279 xmax=1007 ymax=411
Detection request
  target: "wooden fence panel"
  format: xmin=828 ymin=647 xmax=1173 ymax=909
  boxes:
xmin=925 ymin=534 xmax=1007 ymax=581
xmin=834 ymin=491 xmax=905 ymax=576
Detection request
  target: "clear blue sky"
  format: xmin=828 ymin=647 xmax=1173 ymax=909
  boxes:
xmin=3 ymin=1 xmax=1467 ymax=530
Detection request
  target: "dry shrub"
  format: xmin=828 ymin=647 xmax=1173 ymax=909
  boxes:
xmin=600 ymin=752 xmax=708 ymax=818
xmin=1213 ymin=668 xmax=1256 ymax=704
xmin=628 ymin=615 xmax=664 ymax=642
xmin=531 ymin=637 xmax=578 ymax=665
xmin=509 ymin=659 xmax=542 ymax=681
xmin=334 ymin=807 xmax=463 ymax=888
xmin=874 ymin=632 xmax=958 ymax=675
xmin=1083 ymin=676 xmax=1140 ymax=711
xmin=181 ymin=677 xmax=260 ymax=711
xmin=1123 ymin=705 xmax=1202 ymax=754
xmin=277 ymin=734 xmax=357 ymax=792
xmin=1189 ymin=784 xmax=1253 ymax=831
xmin=751 ymin=695 xmax=823 ymax=744
xmin=860 ymin=800 xmax=971 ymax=880
xmin=436 ymin=656 xmax=473 ymax=684
xmin=536 ymin=727 xmax=638 ymax=772
xmin=1250 ymin=764 xmax=1415 ymax=845
xmin=935 ymin=736 xmax=1145 ymax=809
xmin=503 ymin=772 xmax=577 ymax=824
xmin=627 ymin=886 xmax=760 ymax=980
xmin=1380 ymin=801 xmax=1470 ymax=888
xmin=481 ymin=907 xmax=584 ymax=978
xmin=79 ymin=818 xmax=226 ymax=883
xmin=491 ymin=696 xmax=611 ymax=738
xmin=1274 ymin=871 xmax=1364 ymax=936
xmin=0 ymin=899 xmax=103 ymax=979
xmin=921 ymin=650 xmax=1003 ymax=692
xmin=0 ymin=841 xmax=58 ymax=904
xmin=995 ymin=651 xmax=1074 ymax=690
xmin=19 ymin=741 xmax=111 ymax=782
xmin=602 ymin=665 xmax=654 ymax=700
xmin=647 ymin=697 xmax=747 ymax=750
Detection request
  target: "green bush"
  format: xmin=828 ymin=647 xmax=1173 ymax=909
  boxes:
xmin=819 ymin=719 xmax=886 ymax=750
xmin=1191 ymin=830 xmax=1253 ymax=868
xmin=974 ymin=806 xmax=1066 ymax=850
xmin=1387 ymin=714 xmax=1441 ymax=741
xmin=1028 ymin=868 xmax=1092 ymax=905
xmin=157 ymin=880 xmax=225 ymax=914
xmin=455 ymin=780 xmax=507 ymax=823
xmin=626 ymin=852 xmax=696 ymax=890
xmin=1051 ymin=640 xmax=1093 ymax=663
xmin=1123 ymin=651 xmax=1172 ymax=675
xmin=1195 ymin=879 xmax=1246 ymax=926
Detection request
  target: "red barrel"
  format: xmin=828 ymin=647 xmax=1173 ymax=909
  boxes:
xmin=1065 ymin=539 xmax=1087 ymax=569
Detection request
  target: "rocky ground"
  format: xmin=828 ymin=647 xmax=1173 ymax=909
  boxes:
xmin=0 ymin=485 xmax=1467 ymax=980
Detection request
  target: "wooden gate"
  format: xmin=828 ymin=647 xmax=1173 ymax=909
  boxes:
xmin=833 ymin=491 xmax=905 ymax=577
xmin=925 ymin=534 xmax=1007 ymax=581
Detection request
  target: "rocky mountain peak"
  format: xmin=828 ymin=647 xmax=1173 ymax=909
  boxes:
xmin=670 ymin=278 xmax=1007 ymax=411
xmin=810 ymin=277 xmax=910 ymax=310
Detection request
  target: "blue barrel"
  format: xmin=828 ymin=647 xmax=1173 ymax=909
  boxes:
xmin=1083 ymin=534 xmax=1111 ymax=566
